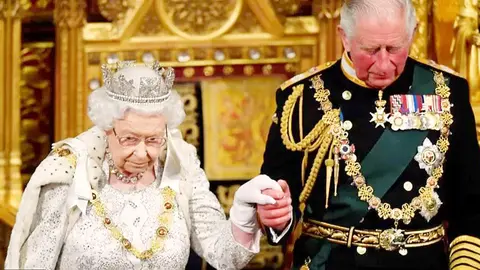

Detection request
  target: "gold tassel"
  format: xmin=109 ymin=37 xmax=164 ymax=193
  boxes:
xmin=324 ymin=140 xmax=336 ymax=208
xmin=334 ymin=146 xmax=340 ymax=196
xmin=325 ymin=159 xmax=333 ymax=208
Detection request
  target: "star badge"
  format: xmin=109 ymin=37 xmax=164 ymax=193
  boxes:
xmin=370 ymin=107 xmax=390 ymax=128
xmin=414 ymin=138 xmax=443 ymax=175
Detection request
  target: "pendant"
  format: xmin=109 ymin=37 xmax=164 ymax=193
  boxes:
xmin=414 ymin=138 xmax=443 ymax=175
xmin=370 ymin=107 xmax=390 ymax=128
xmin=419 ymin=189 xmax=442 ymax=222
xmin=370 ymin=90 xmax=390 ymax=128
xmin=379 ymin=228 xmax=406 ymax=251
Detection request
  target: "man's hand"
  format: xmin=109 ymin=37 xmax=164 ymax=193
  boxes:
xmin=230 ymin=175 xmax=283 ymax=234
xmin=257 ymin=180 xmax=292 ymax=232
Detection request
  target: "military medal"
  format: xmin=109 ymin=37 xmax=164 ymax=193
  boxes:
xmin=388 ymin=112 xmax=407 ymax=131
xmin=370 ymin=90 xmax=390 ymax=128
xmin=389 ymin=94 xmax=444 ymax=131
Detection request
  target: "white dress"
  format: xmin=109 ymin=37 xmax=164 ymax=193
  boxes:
xmin=15 ymin=128 xmax=259 ymax=270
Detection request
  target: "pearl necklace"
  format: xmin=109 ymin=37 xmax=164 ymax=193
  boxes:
xmin=105 ymin=148 xmax=144 ymax=184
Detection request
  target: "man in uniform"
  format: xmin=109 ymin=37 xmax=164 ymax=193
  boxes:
xmin=257 ymin=0 xmax=480 ymax=269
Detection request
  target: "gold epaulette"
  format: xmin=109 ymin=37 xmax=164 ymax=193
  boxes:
xmin=50 ymin=146 xmax=77 ymax=167
xmin=412 ymin=56 xmax=464 ymax=78
xmin=449 ymin=235 xmax=480 ymax=270
xmin=280 ymin=61 xmax=335 ymax=90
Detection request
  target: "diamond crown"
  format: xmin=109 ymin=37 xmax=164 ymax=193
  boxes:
xmin=101 ymin=60 xmax=175 ymax=104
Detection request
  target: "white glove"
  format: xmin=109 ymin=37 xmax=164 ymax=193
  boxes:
xmin=229 ymin=174 xmax=282 ymax=234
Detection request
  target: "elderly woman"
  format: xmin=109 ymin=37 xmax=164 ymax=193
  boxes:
xmin=5 ymin=61 xmax=292 ymax=269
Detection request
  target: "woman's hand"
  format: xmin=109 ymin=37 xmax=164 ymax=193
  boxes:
xmin=229 ymin=175 xmax=283 ymax=234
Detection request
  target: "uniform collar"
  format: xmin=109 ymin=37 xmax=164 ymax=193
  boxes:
xmin=341 ymin=51 xmax=371 ymax=89
xmin=340 ymin=51 xmax=402 ymax=89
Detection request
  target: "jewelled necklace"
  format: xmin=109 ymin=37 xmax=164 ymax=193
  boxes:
xmin=105 ymin=148 xmax=144 ymax=184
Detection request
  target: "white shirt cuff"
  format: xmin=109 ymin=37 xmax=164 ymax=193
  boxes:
xmin=268 ymin=213 xmax=293 ymax=244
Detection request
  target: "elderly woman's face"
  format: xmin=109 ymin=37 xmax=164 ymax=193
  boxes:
xmin=340 ymin=12 xmax=413 ymax=89
xmin=107 ymin=111 xmax=167 ymax=175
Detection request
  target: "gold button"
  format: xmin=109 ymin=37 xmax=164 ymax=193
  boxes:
xmin=343 ymin=120 xmax=353 ymax=131
xmin=342 ymin=90 xmax=352 ymax=100
xmin=403 ymin=181 xmax=413 ymax=191
xmin=356 ymin=247 xmax=367 ymax=255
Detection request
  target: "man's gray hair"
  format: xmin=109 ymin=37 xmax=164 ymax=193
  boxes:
xmin=339 ymin=0 xmax=417 ymax=39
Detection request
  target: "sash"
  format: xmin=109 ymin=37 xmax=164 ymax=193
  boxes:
xmin=298 ymin=65 xmax=451 ymax=270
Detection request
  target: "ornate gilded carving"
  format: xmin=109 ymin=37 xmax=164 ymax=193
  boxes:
xmin=410 ymin=0 xmax=430 ymax=59
xmin=135 ymin=8 xmax=170 ymax=36
xmin=156 ymin=0 xmax=243 ymax=40
xmin=54 ymin=0 xmax=87 ymax=140
xmin=451 ymin=0 xmax=480 ymax=101
xmin=433 ymin=0 xmax=460 ymax=64
xmin=0 ymin=0 xmax=30 ymax=18
xmin=20 ymin=43 xmax=54 ymax=186
xmin=54 ymin=0 xmax=87 ymax=28
xmin=35 ymin=0 xmax=51 ymax=9
xmin=313 ymin=0 xmax=341 ymax=20
xmin=271 ymin=0 xmax=301 ymax=16
xmin=228 ymin=6 xmax=264 ymax=34
xmin=88 ymin=52 xmax=101 ymax=65
xmin=176 ymin=83 xmax=200 ymax=147
xmin=313 ymin=0 xmax=343 ymax=63
xmin=97 ymin=0 xmax=132 ymax=22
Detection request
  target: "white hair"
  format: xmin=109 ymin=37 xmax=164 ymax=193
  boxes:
xmin=340 ymin=0 xmax=417 ymax=40
xmin=87 ymin=87 xmax=186 ymax=131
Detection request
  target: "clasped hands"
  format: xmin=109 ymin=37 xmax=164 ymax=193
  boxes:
xmin=230 ymin=175 xmax=292 ymax=234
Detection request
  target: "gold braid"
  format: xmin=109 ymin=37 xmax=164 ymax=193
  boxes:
xmin=279 ymin=83 xmax=340 ymax=209
xmin=280 ymin=74 xmax=340 ymax=270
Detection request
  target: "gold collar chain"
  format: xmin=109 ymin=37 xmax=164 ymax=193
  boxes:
xmin=89 ymin=186 xmax=176 ymax=260
xmin=328 ymin=71 xmax=452 ymax=226
xmin=278 ymin=70 xmax=452 ymax=226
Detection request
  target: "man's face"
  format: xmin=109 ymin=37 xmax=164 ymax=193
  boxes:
xmin=340 ymin=13 xmax=414 ymax=89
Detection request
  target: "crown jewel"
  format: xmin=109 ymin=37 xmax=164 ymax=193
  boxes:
xmin=101 ymin=60 xmax=175 ymax=104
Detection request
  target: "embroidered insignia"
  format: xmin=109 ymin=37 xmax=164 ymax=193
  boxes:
xmin=51 ymin=146 xmax=77 ymax=166
xmin=412 ymin=57 xmax=463 ymax=78
xmin=414 ymin=138 xmax=443 ymax=176
xmin=280 ymin=61 xmax=334 ymax=90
